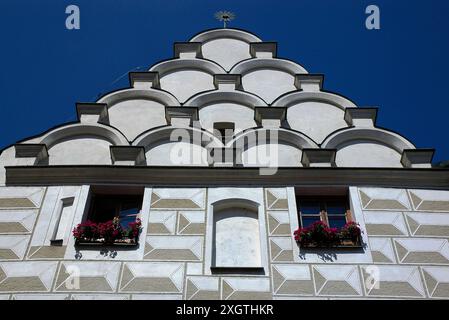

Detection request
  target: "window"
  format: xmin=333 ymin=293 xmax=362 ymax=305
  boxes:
xmin=297 ymin=196 xmax=352 ymax=228
xmin=86 ymin=186 xmax=143 ymax=229
xmin=213 ymin=122 xmax=235 ymax=144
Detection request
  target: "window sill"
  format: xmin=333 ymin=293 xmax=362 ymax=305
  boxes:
xmin=297 ymin=237 xmax=363 ymax=250
xmin=75 ymin=239 xmax=139 ymax=247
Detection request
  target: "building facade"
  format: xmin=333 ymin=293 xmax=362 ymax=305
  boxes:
xmin=0 ymin=28 xmax=449 ymax=300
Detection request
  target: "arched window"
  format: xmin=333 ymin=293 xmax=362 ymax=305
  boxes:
xmin=211 ymin=199 xmax=262 ymax=269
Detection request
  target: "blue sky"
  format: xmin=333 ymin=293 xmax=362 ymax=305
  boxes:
xmin=1 ymin=0 xmax=448 ymax=162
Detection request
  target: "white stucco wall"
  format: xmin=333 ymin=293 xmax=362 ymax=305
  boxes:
xmin=336 ymin=142 xmax=403 ymax=168
xmin=159 ymin=70 xmax=215 ymax=103
xmin=242 ymin=69 xmax=296 ymax=104
xmin=201 ymin=38 xmax=251 ymax=71
xmin=199 ymin=103 xmax=257 ymax=134
xmin=108 ymin=99 xmax=167 ymax=141
xmin=48 ymin=137 xmax=112 ymax=165
xmin=287 ymin=102 xmax=348 ymax=144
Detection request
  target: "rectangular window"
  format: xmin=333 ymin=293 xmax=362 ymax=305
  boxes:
xmin=86 ymin=187 xmax=144 ymax=229
xmin=297 ymin=196 xmax=352 ymax=228
xmin=213 ymin=122 xmax=235 ymax=144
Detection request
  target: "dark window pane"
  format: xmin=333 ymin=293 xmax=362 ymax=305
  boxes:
xmin=90 ymin=196 xmax=117 ymax=222
xmin=299 ymin=201 xmax=321 ymax=215
xmin=301 ymin=216 xmax=321 ymax=228
xmin=328 ymin=216 xmax=347 ymax=229
xmin=326 ymin=202 xmax=347 ymax=215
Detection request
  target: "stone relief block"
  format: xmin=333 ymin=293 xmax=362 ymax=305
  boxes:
xmin=0 ymin=210 xmax=37 ymax=234
xmin=0 ymin=187 xmax=45 ymax=209
xmin=144 ymin=236 xmax=203 ymax=261
xmin=131 ymin=294 xmax=182 ymax=300
xmin=221 ymin=277 xmax=271 ymax=300
xmin=267 ymin=211 xmax=291 ymax=236
xmin=12 ymin=294 xmax=69 ymax=300
xmin=408 ymin=189 xmax=449 ymax=212
xmin=265 ymin=188 xmax=289 ymax=210
xmin=421 ymin=266 xmax=449 ymax=299
xmin=151 ymin=189 xmax=205 ymax=209
xmin=269 ymin=237 xmax=294 ymax=262
xmin=0 ymin=261 xmax=57 ymax=292
xmin=0 ymin=295 xmax=9 ymax=300
xmin=272 ymin=264 xmax=313 ymax=296
xmin=394 ymin=238 xmax=449 ymax=264
xmin=54 ymin=261 xmax=120 ymax=292
xmin=27 ymin=246 xmax=67 ymax=259
xmin=358 ymin=188 xmax=410 ymax=211
xmin=0 ymin=235 xmax=30 ymax=260
xmin=312 ymin=265 xmax=362 ymax=296
xmin=369 ymin=238 xmax=396 ymax=263
xmin=147 ymin=211 xmax=177 ymax=234
xmin=178 ymin=211 xmax=206 ymax=235
xmin=185 ymin=276 xmax=220 ymax=300
xmin=363 ymin=211 xmax=408 ymax=236
xmin=406 ymin=212 xmax=449 ymax=237
xmin=120 ymin=262 xmax=184 ymax=293
xmin=71 ymin=294 xmax=130 ymax=300
xmin=361 ymin=265 xmax=425 ymax=298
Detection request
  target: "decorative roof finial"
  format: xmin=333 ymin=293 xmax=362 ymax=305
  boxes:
xmin=214 ymin=11 xmax=235 ymax=28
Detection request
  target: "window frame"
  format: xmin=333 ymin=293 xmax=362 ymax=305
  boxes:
xmin=296 ymin=195 xmax=353 ymax=229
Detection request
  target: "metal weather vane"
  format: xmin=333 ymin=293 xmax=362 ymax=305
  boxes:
xmin=214 ymin=11 xmax=235 ymax=28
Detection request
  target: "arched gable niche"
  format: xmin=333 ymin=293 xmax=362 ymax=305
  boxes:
xmin=287 ymin=101 xmax=348 ymax=144
xmin=199 ymin=103 xmax=257 ymax=135
xmin=159 ymin=69 xmax=215 ymax=103
xmin=108 ymin=99 xmax=167 ymax=141
xmin=48 ymin=135 xmax=112 ymax=165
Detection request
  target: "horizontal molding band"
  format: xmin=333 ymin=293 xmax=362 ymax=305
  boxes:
xmin=5 ymin=166 xmax=449 ymax=189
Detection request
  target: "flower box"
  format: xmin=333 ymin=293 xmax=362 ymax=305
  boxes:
xmin=73 ymin=217 xmax=142 ymax=247
xmin=294 ymin=221 xmax=363 ymax=249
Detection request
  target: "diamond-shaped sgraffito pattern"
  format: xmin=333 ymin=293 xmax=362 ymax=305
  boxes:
xmin=422 ymin=266 xmax=449 ymax=298
xmin=150 ymin=189 xmax=205 ymax=209
xmin=0 ymin=261 xmax=57 ymax=292
xmin=272 ymin=264 xmax=314 ymax=296
xmin=267 ymin=211 xmax=291 ymax=236
xmin=409 ymin=190 xmax=449 ymax=212
xmin=312 ymin=265 xmax=362 ymax=297
xmin=363 ymin=211 xmax=408 ymax=236
xmin=185 ymin=276 xmax=219 ymax=300
xmin=361 ymin=265 xmax=425 ymax=298
xmin=359 ymin=188 xmax=410 ymax=211
xmin=178 ymin=211 xmax=206 ymax=235
xmin=270 ymin=237 xmax=294 ymax=262
xmin=0 ymin=210 xmax=37 ymax=234
xmin=0 ymin=188 xmax=44 ymax=209
xmin=222 ymin=277 xmax=271 ymax=300
xmin=144 ymin=236 xmax=203 ymax=261
xmin=369 ymin=238 xmax=396 ymax=263
xmin=406 ymin=212 xmax=449 ymax=237
xmin=394 ymin=238 xmax=449 ymax=264
xmin=54 ymin=262 xmax=120 ymax=292
xmin=266 ymin=188 xmax=289 ymax=210
xmin=120 ymin=262 xmax=184 ymax=293
xmin=147 ymin=211 xmax=177 ymax=234
xmin=0 ymin=235 xmax=30 ymax=260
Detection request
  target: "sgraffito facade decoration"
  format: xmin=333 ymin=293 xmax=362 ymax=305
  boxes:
xmin=0 ymin=28 xmax=449 ymax=300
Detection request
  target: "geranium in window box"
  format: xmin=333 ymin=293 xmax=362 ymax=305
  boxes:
xmin=294 ymin=221 xmax=363 ymax=249
xmin=73 ymin=217 xmax=142 ymax=246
